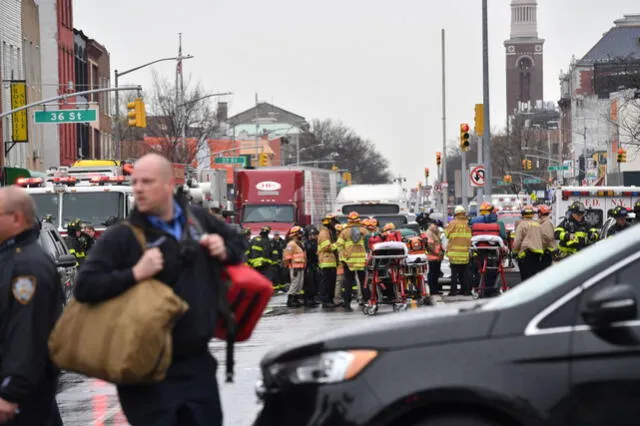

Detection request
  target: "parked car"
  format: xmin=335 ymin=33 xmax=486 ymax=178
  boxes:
xmin=38 ymin=221 xmax=77 ymax=303
xmin=255 ymin=224 xmax=640 ymax=426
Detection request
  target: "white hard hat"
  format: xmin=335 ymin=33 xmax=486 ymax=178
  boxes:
xmin=454 ymin=205 xmax=466 ymax=215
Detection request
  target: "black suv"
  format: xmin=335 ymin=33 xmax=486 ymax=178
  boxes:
xmin=38 ymin=221 xmax=77 ymax=303
xmin=255 ymin=224 xmax=640 ymax=426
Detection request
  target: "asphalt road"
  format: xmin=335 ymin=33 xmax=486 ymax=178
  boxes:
xmin=57 ymin=270 xmax=523 ymax=425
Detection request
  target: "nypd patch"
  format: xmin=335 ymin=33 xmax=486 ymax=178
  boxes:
xmin=12 ymin=276 xmax=36 ymax=305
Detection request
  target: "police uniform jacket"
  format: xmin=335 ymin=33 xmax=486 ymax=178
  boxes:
xmin=0 ymin=228 xmax=63 ymax=404
xmin=74 ymin=200 xmax=246 ymax=359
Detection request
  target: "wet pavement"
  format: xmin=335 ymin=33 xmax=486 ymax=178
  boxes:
xmin=57 ymin=271 xmax=522 ymax=425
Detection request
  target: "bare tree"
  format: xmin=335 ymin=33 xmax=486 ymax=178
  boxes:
xmin=119 ymin=73 xmax=219 ymax=164
xmin=301 ymin=119 xmax=392 ymax=184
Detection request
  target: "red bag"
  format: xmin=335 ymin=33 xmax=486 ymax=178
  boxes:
xmin=215 ymin=264 xmax=273 ymax=342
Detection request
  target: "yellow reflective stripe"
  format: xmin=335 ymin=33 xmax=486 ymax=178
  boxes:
xmin=318 ymin=240 xmax=331 ymax=249
xmin=319 ymin=262 xmax=337 ymax=268
xmin=448 ymin=232 xmax=471 ymax=238
xmin=251 ymin=246 xmax=264 ymax=251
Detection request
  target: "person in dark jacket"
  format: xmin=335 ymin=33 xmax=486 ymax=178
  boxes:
xmin=303 ymin=226 xmax=320 ymax=307
xmin=74 ymin=154 xmax=246 ymax=426
xmin=0 ymin=186 xmax=64 ymax=425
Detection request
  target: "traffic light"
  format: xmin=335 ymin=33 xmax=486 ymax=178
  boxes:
xmin=424 ymin=168 xmax=429 ymax=179
xmin=617 ymin=148 xmax=627 ymax=163
xmin=459 ymin=123 xmax=470 ymax=151
xmin=504 ymin=175 xmax=512 ymax=184
xmin=331 ymin=165 xmax=339 ymax=171
xmin=474 ymin=104 xmax=484 ymax=135
xmin=126 ymin=98 xmax=147 ymax=128
xmin=436 ymin=152 xmax=442 ymax=166
xmin=522 ymin=159 xmax=527 ymax=169
xmin=258 ymin=153 xmax=269 ymax=167
xmin=527 ymin=159 xmax=532 ymax=170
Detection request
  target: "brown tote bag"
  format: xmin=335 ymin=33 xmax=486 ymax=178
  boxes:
xmin=48 ymin=223 xmax=189 ymax=385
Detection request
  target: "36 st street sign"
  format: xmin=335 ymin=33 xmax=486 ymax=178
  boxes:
xmin=34 ymin=109 xmax=98 ymax=124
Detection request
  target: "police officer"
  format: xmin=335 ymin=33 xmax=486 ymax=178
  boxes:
xmin=74 ymin=154 xmax=246 ymax=426
xmin=554 ymin=201 xmax=599 ymax=258
xmin=0 ymin=186 xmax=63 ymax=425
xmin=604 ymin=206 xmax=630 ymax=238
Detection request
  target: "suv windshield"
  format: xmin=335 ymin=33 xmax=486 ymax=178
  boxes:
xmin=242 ymin=205 xmax=294 ymax=223
xmin=481 ymin=227 xmax=639 ymax=311
xmin=32 ymin=193 xmax=60 ymax=224
xmin=62 ymin=192 xmax=123 ymax=227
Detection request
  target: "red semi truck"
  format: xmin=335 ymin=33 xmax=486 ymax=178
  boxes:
xmin=234 ymin=167 xmax=340 ymax=236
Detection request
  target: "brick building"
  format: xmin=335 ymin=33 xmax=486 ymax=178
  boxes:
xmin=87 ymin=38 xmax=111 ymax=159
xmin=57 ymin=0 xmax=76 ymax=165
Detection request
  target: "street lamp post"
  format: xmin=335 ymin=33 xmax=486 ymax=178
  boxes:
xmin=113 ymin=55 xmax=193 ymax=160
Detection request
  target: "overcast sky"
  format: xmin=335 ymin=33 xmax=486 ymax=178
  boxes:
xmin=73 ymin=0 xmax=639 ymax=186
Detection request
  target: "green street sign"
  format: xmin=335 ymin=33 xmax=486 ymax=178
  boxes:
xmin=548 ymin=165 xmax=569 ymax=171
xmin=214 ymin=156 xmax=246 ymax=166
xmin=496 ymin=181 xmax=509 ymax=186
xmin=34 ymin=109 xmax=97 ymax=124
xmin=523 ymin=178 xmax=542 ymax=184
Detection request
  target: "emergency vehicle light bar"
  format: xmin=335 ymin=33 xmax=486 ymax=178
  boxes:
xmin=16 ymin=177 xmax=45 ymax=187
xmin=89 ymin=175 xmax=128 ymax=185
xmin=50 ymin=176 xmax=77 ymax=185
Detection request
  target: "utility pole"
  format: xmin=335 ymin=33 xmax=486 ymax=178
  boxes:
xmin=482 ymin=0 xmax=492 ymax=197
xmin=441 ymin=28 xmax=448 ymax=226
xmin=461 ymin=150 xmax=468 ymax=210
xmin=178 ymin=33 xmax=187 ymax=164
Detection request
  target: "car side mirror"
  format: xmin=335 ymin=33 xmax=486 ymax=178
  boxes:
xmin=581 ymin=284 xmax=637 ymax=327
xmin=56 ymin=254 xmax=77 ymax=268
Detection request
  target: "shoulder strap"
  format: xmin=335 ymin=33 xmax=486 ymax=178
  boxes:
xmin=123 ymin=221 xmax=146 ymax=251
xmin=185 ymin=207 xmax=237 ymax=383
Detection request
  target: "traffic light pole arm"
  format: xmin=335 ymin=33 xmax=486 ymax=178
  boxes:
xmin=0 ymin=85 xmax=142 ymax=119
xmin=178 ymin=92 xmax=233 ymax=108
xmin=523 ymin=154 xmax=562 ymax=164
xmin=115 ymin=56 xmax=194 ymax=79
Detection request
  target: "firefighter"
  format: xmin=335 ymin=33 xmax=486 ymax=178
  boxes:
xmin=283 ymin=226 xmax=306 ymax=308
xmin=318 ymin=214 xmax=339 ymax=308
xmin=513 ymin=205 xmax=545 ymax=281
xmin=247 ymin=226 xmax=275 ymax=282
xmin=82 ymin=224 xmax=97 ymax=253
xmin=66 ymin=219 xmax=87 ymax=266
xmin=303 ymin=227 xmax=320 ymax=307
xmin=271 ymin=231 xmax=287 ymax=292
xmin=363 ymin=218 xmax=380 ymax=250
xmin=381 ymin=222 xmax=402 ymax=241
xmin=241 ymin=228 xmax=251 ymax=264
xmin=604 ymin=206 xmax=630 ymax=238
xmin=336 ymin=211 xmax=369 ymax=311
xmin=633 ymin=201 xmax=640 ymax=225
xmin=333 ymin=224 xmax=346 ymax=306
xmin=445 ymin=206 xmax=472 ymax=296
xmin=537 ymin=205 xmax=557 ymax=270
xmin=554 ymin=201 xmax=599 ymax=258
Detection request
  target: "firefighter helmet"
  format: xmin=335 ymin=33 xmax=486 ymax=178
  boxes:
xmin=521 ymin=205 xmax=535 ymax=217
xmin=382 ymin=223 xmax=396 ymax=232
xmin=611 ymin=205 xmax=628 ymax=219
xmin=479 ymin=202 xmax=494 ymax=213
xmin=347 ymin=211 xmax=360 ymax=223
xmin=569 ymin=201 xmax=587 ymax=215
xmin=538 ymin=205 xmax=551 ymax=215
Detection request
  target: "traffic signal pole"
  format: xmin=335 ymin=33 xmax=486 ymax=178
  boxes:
xmin=482 ymin=0 xmax=492 ymax=197
xmin=441 ymin=28 xmax=448 ymax=226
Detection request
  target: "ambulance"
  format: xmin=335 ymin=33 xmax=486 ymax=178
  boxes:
xmin=551 ymin=186 xmax=640 ymax=229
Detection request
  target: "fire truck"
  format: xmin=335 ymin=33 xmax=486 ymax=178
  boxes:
xmin=18 ymin=160 xmax=186 ymax=238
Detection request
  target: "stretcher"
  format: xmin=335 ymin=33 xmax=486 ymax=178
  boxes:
xmin=362 ymin=241 xmax=408 ymax=316
xmin=470 ymin=235 xmax=509 ymax=299
xmin=402 ymin=253 xmax=430 ymax=305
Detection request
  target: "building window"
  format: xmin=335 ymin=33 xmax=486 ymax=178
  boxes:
xmin=518 ymin=57 xmax=533 ymax=102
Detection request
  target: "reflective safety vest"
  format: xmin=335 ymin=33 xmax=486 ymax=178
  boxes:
xmin=426 ymin=233 xmax=443 ymax=261
xmin=336 ymin=225 xmax=368 ymax=271
xmin=317 ymin=226 xmax=338 ymax=269
xmin=445 ymin=218 xmax=472 ymax=265
xmin=284 ymin=240 xmax=306 ymax=269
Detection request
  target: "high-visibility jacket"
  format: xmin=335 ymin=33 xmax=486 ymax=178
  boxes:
xmin=554 ymin=217 xmax=598 ymax=256
xmin=513 ymin=218 xmax=544 ymax=258
xmin=445 ymin=218 xmax=472 ymax=264
xmin=425 ymin=232 xmax=444 ymax=261
xmin=336 ymin=225 xmax=369 ymax=271
xmin=284 ymin=239 xmax=306 ymax=269
xmin=317 ymin=226 xmax=338 ymax=269
xmin=247 ymin=236 xmax=274 ymax=268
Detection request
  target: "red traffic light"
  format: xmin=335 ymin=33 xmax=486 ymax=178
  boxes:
xmin=460 ymin=123 xmax=470 ymax=132
xmin=618 ymin=148 xmax=625 ymax=155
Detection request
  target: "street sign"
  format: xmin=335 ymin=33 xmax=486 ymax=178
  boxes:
xmin=496 ymin=180 xmax=509 ymax=186
xmin=548 ymin=165 xmax=569 ymax=171
xmin=434 ymin=183 xmax=442 ymax=192
xmin=214 ymin=156 xmax=246 ymax=166
xmin=523 ymin=178 xmax=542 ymax=184
xmin=35 ymin=109 xmax=97 ymax=124
xmin=469 ymin=164 xmax=485 ymax=187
